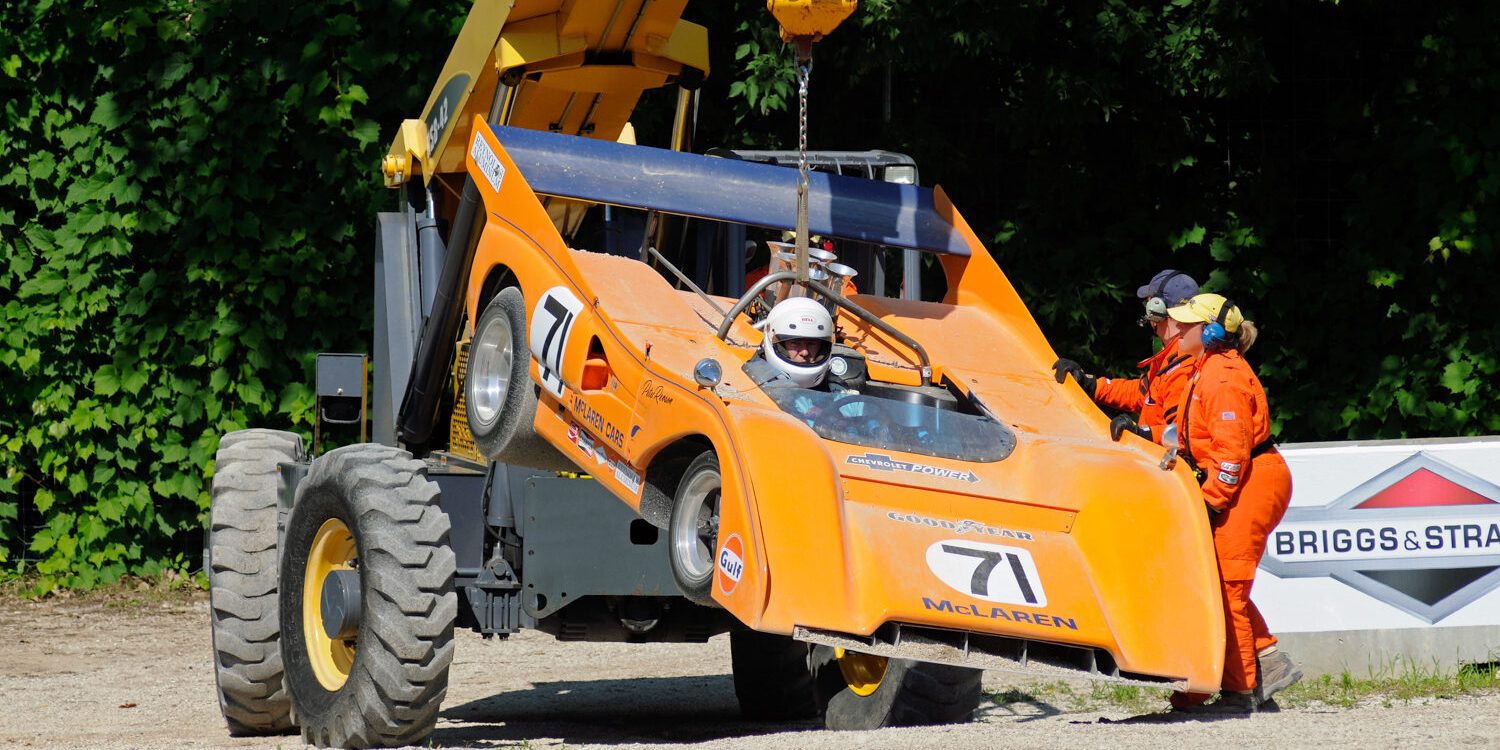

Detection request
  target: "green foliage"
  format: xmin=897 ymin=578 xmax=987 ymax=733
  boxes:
xmin=4 ymin=1 xmax=1499 ymax=588
xmin=0 ymin=0 xmax=461 ymax=589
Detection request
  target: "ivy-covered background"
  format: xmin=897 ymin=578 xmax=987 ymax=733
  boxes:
xmin=2 ymin=0 xmax=1497 ymax=590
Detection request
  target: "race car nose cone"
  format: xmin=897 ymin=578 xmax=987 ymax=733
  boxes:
xmin=693 ymin=358 xmax=723 ymax=388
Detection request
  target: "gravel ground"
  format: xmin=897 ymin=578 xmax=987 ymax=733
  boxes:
xmin=1 ymin=591 xmax=1495 ymax=750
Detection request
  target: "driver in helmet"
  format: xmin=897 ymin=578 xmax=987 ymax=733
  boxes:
xmin=747 ymin=297 xmax=885 ymax=437
xmin=761 ymin=297 xmax=835 ymax=388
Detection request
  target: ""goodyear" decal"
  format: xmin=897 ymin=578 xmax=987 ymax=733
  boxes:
xmin=921 ymin=597 xmax=1078 ymax=630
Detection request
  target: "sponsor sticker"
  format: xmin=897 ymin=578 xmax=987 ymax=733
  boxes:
xmin=469 ymin=130 xmax=506 ymax=193
xmin=886 ymin=511 xmax=1033 ymax=541
xmin=926 ymin=540 xmax=1046 ymax=607
xmin=594 ymin=443 xmax=608 ymax=466
xmin=613 ymin=460 xmax=642 ymax=494
xmin=1261 ymin=451 xmax=1500 ymax=623
xmin=847 ymin=452 xmax=980 ymax=484
xmin=1218 ymin=470 xmax=1239 ymax=485
xmin=717 ymin=533 xmax=745 ymax=594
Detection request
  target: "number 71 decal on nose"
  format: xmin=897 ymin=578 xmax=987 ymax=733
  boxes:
xmin=926 ymin=540 xmax=1046 ymax=607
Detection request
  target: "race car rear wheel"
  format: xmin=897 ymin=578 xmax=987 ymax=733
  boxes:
xmin=729 ymin=629 xmax=819 ymax=720
xmin=668 ymin=451 xmax=721 ymax=606
xmin=812 ymin=646 xmax=983 ymax=730
xmin=467 ymin=286 xmax=569 ymax=471
xmin=279 ymin=444 xmax=456 ymax=748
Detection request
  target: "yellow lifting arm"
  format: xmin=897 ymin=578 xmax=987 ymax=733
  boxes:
xmin=382 ymin=0 xmax=710 ymax=189
xmin=766 ymin=0 xmax=857 ymax=43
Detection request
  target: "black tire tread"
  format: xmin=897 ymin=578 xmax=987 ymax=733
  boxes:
xmin=210 ymin=428 xmax=302 ymax=736
xmin=730 ymin=630 xmax=819 ymax=720
xmin=284 ymin=444 xmax=456 ymax=748
xmin=813 ymin=645 xmax=982 ymax=730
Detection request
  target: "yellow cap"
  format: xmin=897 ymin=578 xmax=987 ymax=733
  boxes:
xmin=1167 ymin=292 xmax=1243 ymax=332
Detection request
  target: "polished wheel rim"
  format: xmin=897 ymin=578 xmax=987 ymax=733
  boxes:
xmin=470 ymin=313 xmax=514 ymax=428
xmin=304 ymin=517 xmax=357 ymax=691
xmin=835 ymin=648 xmax=888 ymax=697
xmin=672 ymin=469 xmax=721 ymax=582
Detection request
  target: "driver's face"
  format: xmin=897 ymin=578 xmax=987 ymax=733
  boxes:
xmin=784 ymin=338 xmax=821 ymax=363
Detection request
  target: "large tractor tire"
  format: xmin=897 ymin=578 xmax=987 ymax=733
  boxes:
xmin=812 ymin=646 xmax=983 ymax=730
xmin=278 ymin=444 xmax=456 ymax=748
xmin=209 ymin=428 xmax=303 ymax=736
xmin=466 ymin=286 xmax=570 ymax=471
xmin=667 ymin=451 xmax=722 ymax=607
xmin=730 ymin=629 xmax=819 ymax=720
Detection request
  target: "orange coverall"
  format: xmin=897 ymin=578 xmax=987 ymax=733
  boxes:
xmin=1092 ymin=336 xmax=1195 ymax=444
xmin=1177 ymin=348 xmax=1293 ymax=694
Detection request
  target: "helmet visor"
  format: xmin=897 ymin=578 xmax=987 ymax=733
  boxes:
xmin=771 ymin=336 xmax=830 ymax=367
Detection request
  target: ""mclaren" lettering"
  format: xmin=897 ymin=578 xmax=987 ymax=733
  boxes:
xmin=921 ymin=597 xmax=1078 ymax=630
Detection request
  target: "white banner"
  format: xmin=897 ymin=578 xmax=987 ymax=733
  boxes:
xmin=1255 ymin=437 xmax=1500 ymax=631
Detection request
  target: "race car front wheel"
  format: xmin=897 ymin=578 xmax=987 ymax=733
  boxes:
xmin=467 ymin=286 xmax=569 ymax=470
xmin=812 ymin=646 xmax=983 ymax=730
xmin=668 ymin=450 xmax=721 ymax=606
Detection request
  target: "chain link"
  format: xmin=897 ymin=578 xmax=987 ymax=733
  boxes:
xmin=794 ymin=59 xmax=812 ymax=279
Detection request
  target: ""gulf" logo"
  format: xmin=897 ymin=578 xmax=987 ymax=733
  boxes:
xmin=717 ymin=533 xmax=744 ymax=595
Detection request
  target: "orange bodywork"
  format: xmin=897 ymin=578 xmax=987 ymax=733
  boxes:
xmin=459 ymin=119 xmax=1225 ymax=692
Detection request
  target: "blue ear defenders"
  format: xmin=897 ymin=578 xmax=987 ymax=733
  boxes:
xmin=1141 ymin=270 xmax=1186 ymax=325
xmin=1202 ymin=297 xmax=1237 ymax=350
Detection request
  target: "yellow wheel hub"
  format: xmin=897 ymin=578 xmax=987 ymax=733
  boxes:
xmin=303 ymin=517 xmax=357 ymax=691
xmin=835 ymin=648 xmax=888 ymax=697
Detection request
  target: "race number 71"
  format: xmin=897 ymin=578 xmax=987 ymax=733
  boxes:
xmin=925 ymin=540 xmax=1047 ymax=607
xmin=529 ymin=287 xmax=584 ymax=399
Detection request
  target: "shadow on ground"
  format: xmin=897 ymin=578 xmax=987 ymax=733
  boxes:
xmin=435 ymin=674 xmax=820 ymax=747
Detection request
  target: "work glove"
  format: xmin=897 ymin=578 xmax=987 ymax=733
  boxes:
xmin=1109 ymin=414 xmax=1152 ymax=442
xmin=1052 ymin=358 xmax=1097 ymax=397
xmin=1204 ymin=501 xmax=1222 ymax=520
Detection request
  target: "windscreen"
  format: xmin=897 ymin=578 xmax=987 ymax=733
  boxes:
xmin=763 ymin=387 xmax=1014 ymax=463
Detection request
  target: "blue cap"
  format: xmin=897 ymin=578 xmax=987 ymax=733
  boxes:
xmin=1136 ymin=269 xmax=1199 ymax=307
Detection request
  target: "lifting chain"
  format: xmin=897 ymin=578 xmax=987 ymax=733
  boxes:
xmin=793 ymin=44 xmax=813 ymax=282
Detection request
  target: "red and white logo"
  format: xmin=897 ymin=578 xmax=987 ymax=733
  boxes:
xmin=1262 ymin=452 xmax=1500 ymax=623
xmin=716 ymin=533 xmax=745 ymax=595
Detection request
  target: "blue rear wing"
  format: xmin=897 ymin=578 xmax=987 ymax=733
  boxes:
xmin=487 ymin=124 xmax=971 ymax=257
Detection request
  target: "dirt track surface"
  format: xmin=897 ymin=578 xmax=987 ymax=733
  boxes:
xmin=2 ymin=592 xmax=1495 ymax=750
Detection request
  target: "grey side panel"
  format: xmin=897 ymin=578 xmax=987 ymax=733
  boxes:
xmin=373 ymin=212 xmax=421 ymax=447
xmin=520 ymin=476 xmax=679 ymax=618
xmin=431 ymin=472 xmax=487 ymax=577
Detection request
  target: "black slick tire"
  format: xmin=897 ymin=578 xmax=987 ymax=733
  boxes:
xmin=278 ymin=444 xmax=456 ymax=748
xmin=667 ymin=451 xmax=721 ymax=606
xmin=812 ymin=646 xmax=983 ymax=730
xmin=209 ymin=428 xmax=302 ymax=736
xmin=730 ymin=629 xmax=819 ymax=720
xmin=465 ymin=286 xmax=570 ymax=471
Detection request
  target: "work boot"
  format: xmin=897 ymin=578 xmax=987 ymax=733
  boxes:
xmin=1255 ymin=647 xmax=1303 ymax=705
xmin=1178 ymin=690 xmax=1259 ymax=715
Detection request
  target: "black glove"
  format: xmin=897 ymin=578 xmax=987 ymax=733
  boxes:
xmin=1109 ymin=414 xmax=1152 ymax=442
xmin=1052 ymin=358 xmax=1097 ymax=396
xmin=1205 ymin=501 xmax=1222 ymax=519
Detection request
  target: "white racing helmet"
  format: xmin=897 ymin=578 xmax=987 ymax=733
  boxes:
xmin=762 ymin=297 xmax=834 ymax=387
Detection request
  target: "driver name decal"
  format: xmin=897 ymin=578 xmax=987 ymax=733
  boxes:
xmin=846 ymin=452 xmax=980 ymax=484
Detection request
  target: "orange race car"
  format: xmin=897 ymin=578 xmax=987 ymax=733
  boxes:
xmin=455 ymin=117 xmax=1225 ymax=704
